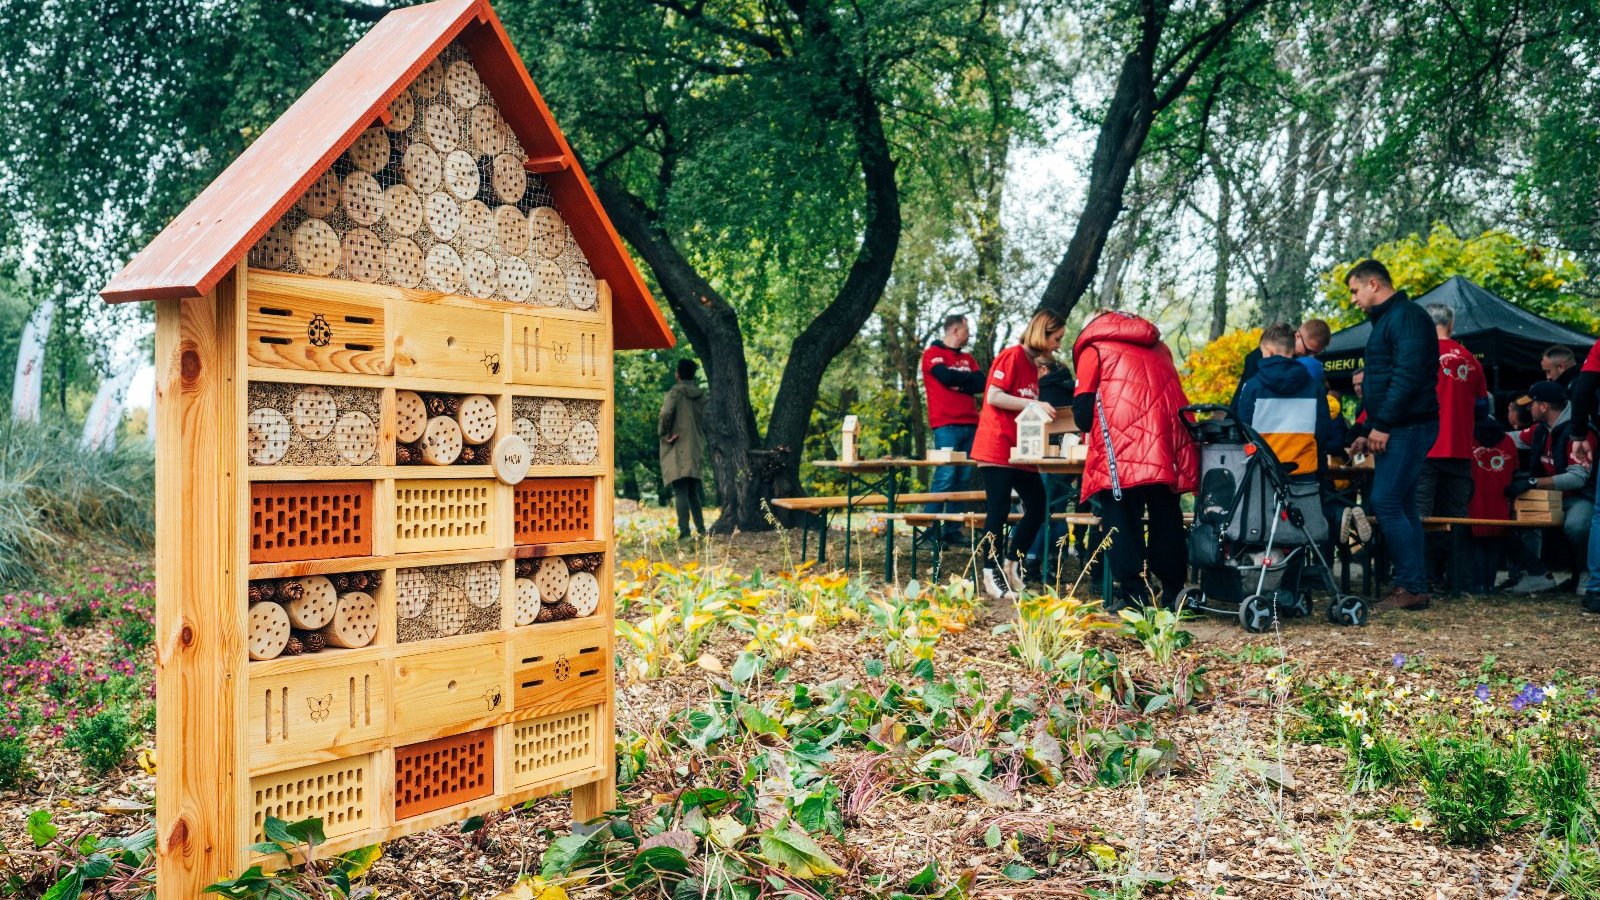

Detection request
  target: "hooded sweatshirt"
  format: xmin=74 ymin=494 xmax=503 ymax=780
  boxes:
xmin=1235 ymin=354 xmax=1335 ymax=479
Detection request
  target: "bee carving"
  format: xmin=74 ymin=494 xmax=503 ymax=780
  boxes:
xmin=482 ymin=352 xmax=501 ymax=375
xmin=482 ymin=686 xmax=503 ymax=711
xmin=306 ymin=693 xmax=333 ymax=723
xmin=307 ymin=314 xmax=333 ymax=347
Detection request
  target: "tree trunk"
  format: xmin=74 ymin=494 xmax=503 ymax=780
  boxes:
xmin=1210 ymin=162 xmax=1233 ymax=340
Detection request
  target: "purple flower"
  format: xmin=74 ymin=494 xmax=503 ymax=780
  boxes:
xmin=1512 ymin=695 xmax=1527 ymax=712
xmin=1393 ymin=653 xmax=1406 ymax=669
xmin=1475 ymin=684 xmax=1491 ymax=702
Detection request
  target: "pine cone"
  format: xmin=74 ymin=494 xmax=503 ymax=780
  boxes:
xmin=396 ymin=443 xmax=415 ymax=465
xmin=248 ymin=584 xmax=263 ymax=604
xmin=278 ymin=579 xmax=304 ymax=602
xmin=333 ymin=573 xmax=353 ymax=592
xmin=283 ymin=635 xmax=304 ymax=656
xmin=458 ymin=444 xmax=475 ymax=465
xmin=550 ymin=601 xmax=578 ymax=621
xmin=427 ymin=394 xmax=448 ymax=416
xmin=364 ymin=571 xmax=381 ymax=589
xmin=297 ymin=630 xmax=327 ymax=653
xmin=442 ymin=395 xmax=461 ymax=416
xmin=351 ymin=573 xmax=370 ymax=592
xmin=259 ymin=580 xmax=278 ymax=602
xmin=534 ymin=604 xmax=556 ymax=623
xmin=515 ymin=560 xmax=534 ymax=579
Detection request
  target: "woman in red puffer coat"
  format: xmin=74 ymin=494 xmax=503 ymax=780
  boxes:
xmin=1070 ymin=311 xmax=1198 ymax=609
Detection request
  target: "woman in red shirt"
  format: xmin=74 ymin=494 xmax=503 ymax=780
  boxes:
xmin=971 ymin=309 xmax=1065 ymax=600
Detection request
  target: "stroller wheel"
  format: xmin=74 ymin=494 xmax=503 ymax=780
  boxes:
xmin=1327 ymin=594 xmax=1368 ymax=627
xmin=1282 ymin=590 xmax=1312 ymax=619
xmin=1239 ymin=594 xmax=1277 ymax=633
xmin=1173 ymin=587 xmax=1203 ymax=612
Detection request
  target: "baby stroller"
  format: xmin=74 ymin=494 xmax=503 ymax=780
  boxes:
xmin=1179 ymin=405 xmax=1368 ymax=632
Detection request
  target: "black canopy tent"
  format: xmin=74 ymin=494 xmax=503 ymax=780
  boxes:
xmin=1317 ymin=275 xmax=1594 ymax=394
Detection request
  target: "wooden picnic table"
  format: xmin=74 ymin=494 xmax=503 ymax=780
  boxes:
xmin=809 ymin=457 xmax=977 ymax=579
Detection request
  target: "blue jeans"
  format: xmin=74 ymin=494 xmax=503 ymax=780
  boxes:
xmin=1371 ymin=421 xmax=1438 ymax=593
xmin=926 ymin=424 xmax=977 ymax=533
xmin=1587 ymin=478 xmax=1600 ymax=593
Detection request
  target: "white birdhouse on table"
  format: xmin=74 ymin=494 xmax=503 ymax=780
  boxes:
xmin=841 ymin=415 xmax=860 ymax=463
xmin=1014 ymin=404 xmax=1050 ymax=459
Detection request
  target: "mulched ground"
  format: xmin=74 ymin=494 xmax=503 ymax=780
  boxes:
xmin=3 ymin=522 xmax=1596 ymax=898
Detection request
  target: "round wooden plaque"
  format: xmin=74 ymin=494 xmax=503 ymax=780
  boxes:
xmin=292 ymin=219 xmax=340 ymax=277
xmin=465 ymin=250 xmax=497 ymax=297
xmin=299 ymin=170 xmax=340 ymax=217
xmin=444 ymin=149 xmax=480 ymax=200
xmin=403 ymin=143 xmax=443 ymax=194
xmin=341 ymin=172 xmax=384 ymax=226
xmin=471 ymin=105 xmax=507 ymax=155
xmin=252 ymin=222 xmax=293 ymax=270
xmin=538 ymin=399 xmax=573 ymax=445
xmin=499 ymin=256 xmax=533 ymax=302
xmin=349 ymin=128 xmax=392 ymax=173
xmin=247 ymin=406 xmax=290 ymax=465
xmin=386 ymin=238 xmax=424 ymax=288
xmin=460 ymin=199 xmax=493 ymax=249
xmin=529 ymin=207 xmax=565 ymax=259
xmin=512 ymin=416 xmax=535 ymax=444
xmin=248 ymin=602 xmax=291 ymax=661
xmin=285 ymin=578 xmax=337 ymax=630
xmin=425 ymin=243 xmax=464 ymax=294
xmin=492 ymin=154 xmax=527 ymax=205
xmin=334 ymin=410 xmax=377 ymax=464
xmin=495 ymin=204 xmax=527 ymax=251
xmin=395 ymin=390 xmax=428 ymax=442
xmin=426 ymin=191 xmax=461 ymax=240
xmin=292 ymin=386 xmax=337 ymax=440
xmin=463 ymin=562 xmax=501 ymax=609
xmin=445 ymin=60 xmax=482 ymax=107
xmin=424 ymin=104 xmax=459 ymax=152
xmin=530 ymin=259 xmax=565 ymax=305
xmin=386 ymin=89 xmax=416 ymax=131
xmin=456 ymin=394 xmax=498 ymax=443
xmin=323 ymin=591 xmax=378 ymax=648
xmin=421 ymin=415 xmax=464 ymax=465
xmin=395 ymin=569 xmax=430 ymax=620
xmin=385 ymin=183 xmax=423 ymax=235
xmin=513 ymin=578 xmax=541 ymax=626
xmin=535 ymin=557 xmax=569 ymax=603
xmin=566 ymin=262 xmax=598 ymax=310
xmin=567 ymin=571 xmax=601 ymax=617
xmin=569 ymin=419 xmax=599 ymax=464
xmin=491 ymin=434 xmax=531 ymax=485
xmin=414 ymin=59 xmax=444 ymax=98
xmin=430 ymin=585 xmax=468 ymax=635
xmin=341 ymin=228 xmax=384 ymax=283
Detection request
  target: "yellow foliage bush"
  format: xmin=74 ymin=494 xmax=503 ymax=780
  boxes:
xmin=1181 ymin=328 xmax=1261 ymax=405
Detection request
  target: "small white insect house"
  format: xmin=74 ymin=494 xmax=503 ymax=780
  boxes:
xmin=841 ymin=414 xmax=860 ymax=462
xmin=1014 ymin=403 xmax=1051 ymax=459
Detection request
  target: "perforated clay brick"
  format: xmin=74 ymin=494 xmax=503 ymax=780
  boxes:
xmin=514 ymin=477 xmax=594 ymax=544
xmin=251 ymin=756 xmax=369 ymax=843
xmin=395 ymin=479 xmax=494 ymax=552
xmin=509 ymin=706 xmax=598 ymax=788
xmin=250 ymin=482 xmax=373 ymax=563
xmin=394 ymin=728 xmax=493 ymax=819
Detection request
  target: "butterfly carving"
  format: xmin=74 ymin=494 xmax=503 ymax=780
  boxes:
xmin=551 ymin=342 xmax=570 ymax=364
xmin=306 ymin=693 xmax=333 ymax=723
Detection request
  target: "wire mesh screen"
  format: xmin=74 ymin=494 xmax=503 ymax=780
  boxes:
xmin=249 ymin=42 xmax=599 ymax=311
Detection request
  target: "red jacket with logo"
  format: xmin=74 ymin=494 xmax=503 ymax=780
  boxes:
xmin=920 ymin=341 xmax=982 ymax=428
xmin=1469 ymin=435 xmax=1516 ymax=536
xmin=1429 ymin=338 xmax=1485 ymax=459
xmin=971 ymin=344 xmax=1040 ymax=466
xmin=1072 ymin=312 xmax=1198 ymax=499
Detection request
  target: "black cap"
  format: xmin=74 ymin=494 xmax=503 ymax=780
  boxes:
xmin=1525 ymin=381 xmax=1568 ymax=405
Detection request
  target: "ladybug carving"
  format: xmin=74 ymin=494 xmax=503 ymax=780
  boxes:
xmin=307 ymin=313 xmax=333 ymax=347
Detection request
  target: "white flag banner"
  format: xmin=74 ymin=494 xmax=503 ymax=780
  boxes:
xmin=11 ymin=300 xmax=55 ymax=422
xmin=81 ymin=363 xmax=138 ymax=452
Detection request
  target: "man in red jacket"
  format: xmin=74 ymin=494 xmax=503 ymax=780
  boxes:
xmin=1071 ymin=311 xmax=1198 ymax=609
xmin=920 ymin=315 xmax=984 ymax=542
xmin=1418 ymin=304 xmax=1486 ymax=588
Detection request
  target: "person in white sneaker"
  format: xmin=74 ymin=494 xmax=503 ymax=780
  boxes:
xmin=1505 ymin=381 xmax=1597 ymax=593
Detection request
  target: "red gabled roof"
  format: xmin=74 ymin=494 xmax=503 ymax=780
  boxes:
xmin=100 ymin=0 xmax=672 ymax=351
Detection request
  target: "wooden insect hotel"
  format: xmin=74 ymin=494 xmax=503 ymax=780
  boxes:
xmin=100 ymin=1 xmax=672 ymax=895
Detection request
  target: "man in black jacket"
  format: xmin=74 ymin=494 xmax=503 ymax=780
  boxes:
xmin=1345 ymin=260 xmax=1440 ymax=611
xmin=1567 ymin=343 xmax=1600 ymax=611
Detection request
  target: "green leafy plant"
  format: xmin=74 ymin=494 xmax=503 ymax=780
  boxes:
xmin=998 ymin=588 xmax=1112 ymax=673
xmin=17 ymin=809 xmax=155 ymax=900
xmin=0 ymin=735 xmax=30 ymax=789
xmin=1117 ymin=606 xmax=1192 ymax=666
xmin=206 ymin=816 xmax=381 ymax=899
xmin=1539 ymin=835 xmax=1600 ymax=900
xmin=1526 ymin=731 xmax=1594 ymax=835
xmin=1418 ymin=732 xmax=1530 ymax=845
xmin=64 ymin=706 xmax=138 ymax=775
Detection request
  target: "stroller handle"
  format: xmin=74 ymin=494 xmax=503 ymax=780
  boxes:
xmin=1180 ymin=404 xmax=1235 ymax=426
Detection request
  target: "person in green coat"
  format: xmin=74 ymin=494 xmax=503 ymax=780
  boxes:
xmin=660 ymin=358 xmax=708 ymax=539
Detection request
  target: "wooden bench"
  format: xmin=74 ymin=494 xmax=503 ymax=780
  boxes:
xmin=882 ymin=511 xmax=1105 ymax=582
xmin=770 ymin=490 xmax=986 ymax=562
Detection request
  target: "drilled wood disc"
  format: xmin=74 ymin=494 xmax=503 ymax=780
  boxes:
xmin=429 ymin=584 xmax=467 ymax=635
xmin=298 ymin=170 xmax=340 ymax=217
xmin=499 ymin=256 xmax=533 ymax=302
xmin=424 ymin=104 xmax=458 ymax=151
xmin=460 ymin=199 xmax=493 ymax=249
xmin=395 ymin=390 xmax=428 ymax=442
xmin=414 ymin=58 xmax=444 ymax=98
xmin=529 ymin=207 xmax=565 ymax=259
xmin=421 ymin=414 xmax=463 ymax=465
xmin=513 ymin=416 xmax=535 ymax=444
xmin=530 ymin=259 xmax=565 ymax=305
xmin=403 ymin=143 xmax=442 ymax=194
xmin=535 ymin=557 xmax=569 ymax=603
xmin=565 ymin=262 xmax=598 ymax=310
xmin=247 ymin=406 xmax=290 ymax=465
xmin=386 ymin=89 xmax=416 ymax=131
xmin=445 ymin=60 xmax=482 ymax=107
xmin=465 ymin=250 xmax=497 ymax=297
xmin=444 ymin=149 xmax=480 ymax=200
xmin=492 ymin=154 xmax=527 ymax=205
xmin=463 ymin=562 xmax=501 ymax=608
xmin=349 ymin=128 xmax=392 ymax=173
xmin=384 ymin=183 xmax=423 ymax=235
xmin=251 ymin=222 xmax=293 ymax=270
xmin=296 ymin=575 xmax=338 ymax=618
xmin=285 ymin=578 xmax=337 ymax=629
xmin=292 ymin=218 xmax=340 ymax=276
xmin=538 ymin=399 xmax=573 ymax=444
xmin=325 ymin=591 xmax=378 ymax=648
xmin=567 ymin=571 xmax=601 ymax=617
xmin=395 ymin=568 xmax=430 ymax=619
xmin=569 ymin=419 xmax=599 ymax=464
xmin=292 ymin=386 xmax=337 ymax=440
xmin=386 ymin=237 xmax=424 ymax=288
xmin=492 ymin=434 xmax=530 ymax=484
xmin=426 ymin=191 xmax=461 ymax=240
xmin=341 ymin=172 xmax=384 ymax=226
xmin=334 ymin=410 xmax=377 ymax=464
xmin=456 ymin=394 xmax=498 ymax=443
xmin=495 ymin=204 xmax=528 ymax=251
xmin=513 ymin=577 xmax=541 ymax=626
xmin=470 ymin=105 xmax=507 ymax=155
xmin=425 ymin=243 xmax=464 ymax=294
xmin=248 ymin=602 xmax=291 ymax=661
xmin=341 ymin=228 xmax=384 ymax=283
